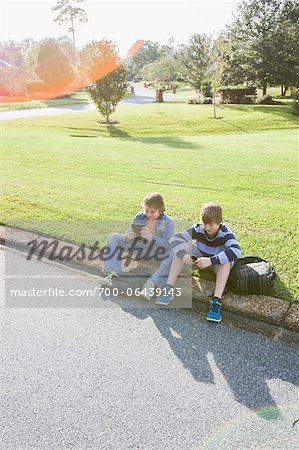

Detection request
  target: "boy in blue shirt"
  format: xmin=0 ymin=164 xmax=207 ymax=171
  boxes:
xmin=102 ymin=192 xmax=174 ymax=299
xmin=156 ymin=202 xmax=241 ymax=322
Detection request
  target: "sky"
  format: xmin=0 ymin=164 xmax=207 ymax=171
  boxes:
xmin=2 ymin=0 xmax=240 ymax=56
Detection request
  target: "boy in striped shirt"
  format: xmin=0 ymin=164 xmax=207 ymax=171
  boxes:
xmin=156 ymin=202 xmax=241 ymax=322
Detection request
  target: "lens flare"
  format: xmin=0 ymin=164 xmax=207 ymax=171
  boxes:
xmin=0 ymin=39 xmax=144 ymax=103
xmin=198 ymin=405 xmax=299 ymax=450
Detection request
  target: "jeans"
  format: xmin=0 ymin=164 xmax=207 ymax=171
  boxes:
xmin=103 ymin=233 xmax=174 ymax=288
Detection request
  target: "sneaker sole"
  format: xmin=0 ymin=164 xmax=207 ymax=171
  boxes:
xmin=206 ymin=316 xmax=222 ymax=322
xmin=155 ymin=297 xmax=174 ymax=306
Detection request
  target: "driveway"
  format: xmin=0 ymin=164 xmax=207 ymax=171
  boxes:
xmin=1 ymin=85 xmax=176 ymax=121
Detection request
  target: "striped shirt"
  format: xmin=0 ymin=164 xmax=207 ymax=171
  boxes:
xmin=169 ymin=223 xmax=241 ymax=265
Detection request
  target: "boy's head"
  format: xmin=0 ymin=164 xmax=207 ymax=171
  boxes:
xmin=141 ymin=192 xmax=165 ymax=220
xmin=200 ymin=202 xmax=222 ymax=236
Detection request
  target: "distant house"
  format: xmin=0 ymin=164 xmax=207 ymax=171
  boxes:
xmin=0 ymin=58 xmax=32 ymax=98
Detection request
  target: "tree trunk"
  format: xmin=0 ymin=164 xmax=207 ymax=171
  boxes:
xmin=213 ymin=93 xmax=217 ymax=119
xmin=281 ymin=85 xmax=284 ymax=96
xmin=262 ymin=81 xmax=267 ymax=97
xmin=283 ymin=85 xmax=288 ymax=96
xmin=156 ymin=89 xmax=163 ymax=103
xmin=71 ymin=15 xmax=75 ymax=49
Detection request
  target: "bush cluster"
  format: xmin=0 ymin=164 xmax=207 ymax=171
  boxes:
xmin=220 ymin=86 xmax=257 ymax=104
xmin=188 ymin=97 xmax=213 ymax=105
xmin=291 ymin=89 xmax=299 ymax=116
xmin=256 ymin=96 xmax=281 ymax=105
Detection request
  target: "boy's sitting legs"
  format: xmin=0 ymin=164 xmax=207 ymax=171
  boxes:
xmin=156 ymin=244 xmax=191 ymax=306
xmin=155 ymin=244 xmax=231 ymax=320
xmin=206 ymin=262 xmax=231 ymax=322
xmin=141 ymin=248 xmax=174 ymax=301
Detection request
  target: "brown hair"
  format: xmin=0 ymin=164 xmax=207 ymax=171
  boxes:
xmin=141 ymin=192 xmax=165 ymax=212
xmin=200 ymin=202 xmax=222 ymax=224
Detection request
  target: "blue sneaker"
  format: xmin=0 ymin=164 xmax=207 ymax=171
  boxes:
xmin=207 ymin=298 xmax=222 ymax=322
xmin=155 ymin=286 xmax=174 ymax=306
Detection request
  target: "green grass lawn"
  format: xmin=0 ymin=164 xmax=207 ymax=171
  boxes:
xmin=1 ymin=103 xmax=298 ymax=301
xmin=0 ymin=91 xmax=91 ymax=111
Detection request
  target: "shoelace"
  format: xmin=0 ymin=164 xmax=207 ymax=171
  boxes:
xmin=210 ymin=301 xmax=221 ymax=312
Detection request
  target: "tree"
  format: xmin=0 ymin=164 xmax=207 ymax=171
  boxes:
xmin=224 ymin=0 xmax=299 ymax=95
xmin=269 ymin=0 xmax=299 ymax=94
xmin=125 ymin=40 xmax=160 ymax=81
xmin=80 ymin=40 xmax=127 ymax=123
xmin=141 ymin=57 xmax=177 ymax=83
xmin=178 ymin=34 xmax=212 ymax=94
xmin=52 ymin=0 xmax=88 ymax=49
xmin=34 ymin=38 xmax=75 ymax=94
xmin=141 ymin=56 xmax=178 ymax=102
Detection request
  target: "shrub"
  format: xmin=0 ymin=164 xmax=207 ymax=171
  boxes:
xmin=202 ymin=81 xmax=213 ymax=97
xmin=291 ymin=89 xmax=299 ymax=116
xmin=203 ymin=97 xmax=213 ymax=104
xmin=240 ymin=96 xmax=254 ymax=104
xmin=256 ymin=96 xmax=281 ymax=105
xmin=188 ymin=98 xmax=201 ymax=105
xmin=220 ymin=86 xmax=257 ymax=104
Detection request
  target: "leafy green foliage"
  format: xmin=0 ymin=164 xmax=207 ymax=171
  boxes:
xmin=80 ymin=40 xmax=127 ymax=122
xmin=125 ymin=40 xmax=160 ymax=81
xmin=178 ymin=34 xmax=212 ymax=92
xmin=217 ymin=0 xmax=299 ymax=95
xmin=34 ymin=38 xmax=75 ymax=90
xmin=141 ymin=57 xmax=177 ymax=84
xmin=291 ymin=88 xmax=299 ymax=115
xmin=220 ymin=86 xmax=257 ymax=103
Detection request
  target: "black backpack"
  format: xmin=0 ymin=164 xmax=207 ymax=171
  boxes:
xmin=228 ymin=256 xmax=276 ymax=296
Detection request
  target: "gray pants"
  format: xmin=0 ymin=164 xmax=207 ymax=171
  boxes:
xmin=103 ymin=233 xmax=174 ymax=288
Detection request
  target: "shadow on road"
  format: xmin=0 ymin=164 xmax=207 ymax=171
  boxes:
xmin=121 ymin=306 xmax=299 ymax=420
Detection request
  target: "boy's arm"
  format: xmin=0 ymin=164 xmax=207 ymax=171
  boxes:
xmin=152 ymin=219 xmax=175 ymax=250
xmin=210 ymin=232 xmax=241 ymax=265
xmin=169 ymin=227 xmax=194 ymax=258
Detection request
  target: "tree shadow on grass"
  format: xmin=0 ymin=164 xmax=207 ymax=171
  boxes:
xmin=131 ymin=136 xmax=202 ymax=151
xmin=106 ymin=124 xmax=131 ymax=138
xmin=106 ymin=125 xmax=203 ymax=151
xmin=220 ymin=104 xmax=296 ymax=121
xmin=64 ymin=123 xmax=204 ymax=151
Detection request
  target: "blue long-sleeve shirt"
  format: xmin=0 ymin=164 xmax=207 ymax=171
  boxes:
xmin=132 ymin=212 xmax=174 ymax=251
xmin=170 ymin=223 xmax=241 ymax=265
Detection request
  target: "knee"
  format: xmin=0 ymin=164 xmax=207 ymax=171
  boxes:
xmin=107 ymin=233 xmax=124 ymax=244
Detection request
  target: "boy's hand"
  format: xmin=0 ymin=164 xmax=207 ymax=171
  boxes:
xmin=140 ymin=227 xmax=153 ymax=241
xmin=126 ymin=229 xmax=137 ymax=241
xmin=196 ymin=257 xmax=212 ymax=269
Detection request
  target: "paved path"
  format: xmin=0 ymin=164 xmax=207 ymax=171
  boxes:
xmin=1 ymin=247 xmax=299 ymax=449
xmin=1 ymin=85 xmax=176 ymax=121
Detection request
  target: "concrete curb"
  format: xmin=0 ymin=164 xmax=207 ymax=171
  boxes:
xmin=1 ymin=225 xmax=298 ymax=338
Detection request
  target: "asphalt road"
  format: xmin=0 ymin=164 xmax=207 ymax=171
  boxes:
xmin=1 ymin=85 xmax=176 ymax=121
xmin=1 ymin=247 xmax=299 ymax=449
